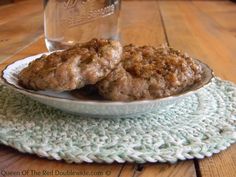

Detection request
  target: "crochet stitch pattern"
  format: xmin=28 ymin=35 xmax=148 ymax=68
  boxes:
xmin=0 ymin=78 xmax=235 ymax=163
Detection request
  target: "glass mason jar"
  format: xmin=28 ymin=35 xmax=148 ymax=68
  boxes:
xmin=44 ymin=0 xmax=121 ymax=51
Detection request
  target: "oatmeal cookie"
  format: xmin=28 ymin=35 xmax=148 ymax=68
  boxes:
xmin=19 ymin=39 xmax=122 ymax=91
xmin=97 ymin=44 xmax=203 ymax=101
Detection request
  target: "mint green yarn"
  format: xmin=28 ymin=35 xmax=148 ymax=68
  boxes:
xmin=0 ymin=78 xmax=235 ymax=163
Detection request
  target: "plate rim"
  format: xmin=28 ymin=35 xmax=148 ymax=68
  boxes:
xmin=1 ymin=52 xmax=214 ymax=106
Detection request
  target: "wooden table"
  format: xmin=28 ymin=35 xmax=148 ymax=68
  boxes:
xmin=0 ymin=0 xmax=235 ymax=177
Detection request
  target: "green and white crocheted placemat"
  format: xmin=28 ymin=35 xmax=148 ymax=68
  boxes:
xmin=0 ymin=78 xmax=235 ymax=163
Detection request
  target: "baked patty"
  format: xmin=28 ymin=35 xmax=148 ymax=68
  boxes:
xmin=19 ymin=39 xmax=122 ymax=91
xmin=97 ymin=44 xmax=203 ymax=101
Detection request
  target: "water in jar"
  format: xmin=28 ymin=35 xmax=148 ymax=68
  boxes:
xmin=44 ymin=0 xmax=121 ymax=51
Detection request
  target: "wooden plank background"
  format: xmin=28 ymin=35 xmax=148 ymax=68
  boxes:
xmin=0 ymin=0 xmax=235 ymax=177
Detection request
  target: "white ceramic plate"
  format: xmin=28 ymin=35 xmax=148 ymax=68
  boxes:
xmin=1 ymin=52 xmax=214 ymax=118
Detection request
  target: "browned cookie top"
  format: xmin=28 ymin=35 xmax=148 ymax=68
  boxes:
xmin=19 ymin=39 xmax=122 ymax=91
xmin=97 ymin=44 xmax=203 ymax=101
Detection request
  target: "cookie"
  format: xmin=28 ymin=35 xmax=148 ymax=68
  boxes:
xmin=19 ymin=39 xmax=122 ymax=91
xmin=97 ymin=44 xmax=203 ymax=101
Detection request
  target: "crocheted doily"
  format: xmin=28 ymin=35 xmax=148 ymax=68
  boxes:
xmin=0 ymin=78 xmax=235 ymax=163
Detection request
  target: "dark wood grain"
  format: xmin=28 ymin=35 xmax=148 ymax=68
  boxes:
xmin=119 ymin=162 xmax=196 ymax=177
xmin=197 ymin=144 xmax=236 ymax=177
xmin=0 ymin=145 xmax=124 ymax=177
